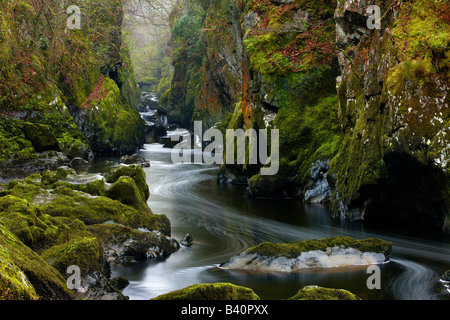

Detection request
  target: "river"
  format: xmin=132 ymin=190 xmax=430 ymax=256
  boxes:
xmin=108 ymin=144 xmax=450 ymax=300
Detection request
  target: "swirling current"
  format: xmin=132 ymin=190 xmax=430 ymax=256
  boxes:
xmin=109 ymin=144 xmax=450 ymax=300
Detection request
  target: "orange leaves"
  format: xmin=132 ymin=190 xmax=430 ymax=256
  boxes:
xmin=80 ymin=76 xmax=108 ymax=109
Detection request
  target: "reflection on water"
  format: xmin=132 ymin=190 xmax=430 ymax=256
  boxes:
xmin=110 ymin=144 xmax=450 ymax=300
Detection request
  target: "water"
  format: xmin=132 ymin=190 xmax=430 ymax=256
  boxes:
xmin=110 ymin=144 xmax=450 ymax=300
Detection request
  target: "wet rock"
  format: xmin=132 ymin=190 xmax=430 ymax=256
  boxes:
xmin=442 ymin=270 xmax=450 ymax=282
xmin=88 ymin=223 xmax=180 ymax=264
xmin=304 ymin=160 xmax=331 ymax=204
xmin=109 ymin=276 xmax=129 ymax=291
xmin=220 ymin=237 xmax=392 ymax=273
xmin=120 ymin=154 xmax=150 ymax=167
xmin=69 ymin=157 xmax=89 ymax=168
xmin=181 ymin=234 xmax=194 ymax=247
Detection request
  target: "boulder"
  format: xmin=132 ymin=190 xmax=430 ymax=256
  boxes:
xmin=23 ymin=122 xmax=60 ymax=152
xmin=152 ymin=283 xmax=260 ymax=300
xmin=288 ymin=286 xmax=360 ymax=300
xmin=180 ymin=234 xmax=194 ymax=247
xmin=105 ymin=165 xmax=150 ymax=202
xmin=119 ymin=154 xmax=150 ymax=167
xmin=88 ymin=223 xmax=179 ymax=263
xmin=69 ymin=157 xmax=89 ymax=168
xmin=220 ymin=237 xmax=392 ymax=273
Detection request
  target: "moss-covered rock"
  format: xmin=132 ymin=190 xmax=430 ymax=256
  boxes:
xmin=88 ymin=223 xmax=179 ymax=263
xmin=41 ymin=237 xmax=104 ymax=276
xmin=330 ymin=0 xmax=450 ymax=231
xmin=106 ymin=176 xmax=147 ymax=210
xmin=221 ymin=237 xmax=392 ymax=272
xmin=0 ymin=223 xmax=74 ymax=300
xmin=105 ymin=164 xmax=150 ymax=202
xmin=246 ymin=237 xmax=392 ymax=259
xmin=42 ymin=193 xmax=171 ymax=237
xmin=0 ymin=241 xmax=38 ymax=300
xmin=22 ymin=122 xmax=60 ymax=152
xmin=152 ymin=283 xmax=260 ymax=300
xmin=288 ymin=286 xmax=360 ymax=300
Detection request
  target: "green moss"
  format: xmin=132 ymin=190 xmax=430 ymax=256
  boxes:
xmin=41 ymin=237 xmax=103 ymax=275
xmin=105 ymin=164 xmax=150 ymax=201
xmin=6 ymin=180 xmax=42 ymax=202
xmin=42 ymin=195 xmax=170 ymax=236
xmin=41 ymin=167 xmax=76 ymax=186
xmin=0 ymin=223 xmax=74 ymax=300
xmin=106 ymin=176 xmax=147 ymax=211
xmin=246 ymin=237 xmax=392 ymax=259
xmin=81 ymin=77 xmax=144 ymax=154
xmin=288 ymin=286 xmax=360 ymax=300
xmin=0 ymin=195 xmax=92 ymax=252
xmin=0 ymin=242 xmax=38 ymax=300
xmin=244 ymin=0 xmax=337 ymax=75
xmin=152 ymin=283 xmax=260 ymax=300
xmin=22 ymin=122 xmax=60 ymax=152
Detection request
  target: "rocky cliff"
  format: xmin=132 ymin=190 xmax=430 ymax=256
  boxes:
xmin=329 ymin=0 xmax=449 ymax=231
xmin=0 ymin=0 xmax=144 ymax=180
xmin=161 ymin=0 xmax=449 ymax=233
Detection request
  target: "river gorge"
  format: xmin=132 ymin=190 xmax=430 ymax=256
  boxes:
xmin=106 ymin=144 xmax=450 ymax=300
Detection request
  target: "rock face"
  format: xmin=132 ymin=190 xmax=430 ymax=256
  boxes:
xmin=162 ymin=0 xmax=342 ymax=202
xmin=162 ymin=0 xmax=449 ymax=233
xmin=328 ymin=0 xmax=450 ymax=232
xmin=0 ymin=0 xmax=145 ymax=177
xmin=220 ymin=237 xmax=392 ymax=273
xmin=152 ymin=283 xmax=260 ymax=300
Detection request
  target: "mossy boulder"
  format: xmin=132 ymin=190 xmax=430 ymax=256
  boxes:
xmin=41 ymin=167 xmax=76 ymax=186
xmin=152 ymin=283 xmax=260 ymax=300
xmin=22 ymin=122 xmax=60 ymax=152
xmin=106 ymin=176 xmax=147 ymax=211
xmin=246 ymin=237 xmax=392 ymax=259
xmin=0 ymin=195 xmax=91 ymax=252
xmin=43 ymin=194 xmax=171 ymax=236
xmin=221 ymin=237 xmax=392 ymax=272
xmin=288 ymin=286 xmax=360 ymax=300
xmin=0 ymin=223 xmax=74 ymax=300
xmin=105 ymin=165 xmax=150 ymax=202
xmin=88 ymin=223 xmax=179 ymax=263
xmin=0 ymin=241 xmax=38 ymax=300
xmin=41 ymin=237 xmax=104 ymax=276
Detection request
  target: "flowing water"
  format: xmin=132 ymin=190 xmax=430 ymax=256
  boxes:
xmin=107 ymin=144 xmax=450 ymax=300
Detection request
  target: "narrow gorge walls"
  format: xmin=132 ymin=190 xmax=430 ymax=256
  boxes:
xmin=329 ymin=0 xmax=449 ymax=232
xmin=0 ymin=0 xmax=144 ymax=178
xmin=162 ymin=0 xmax=449 ymax=233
